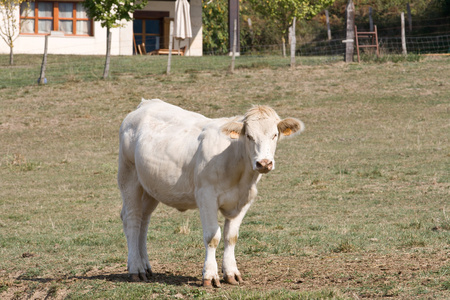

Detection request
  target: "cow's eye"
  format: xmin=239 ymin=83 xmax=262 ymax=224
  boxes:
xmin=246 ymin=134 xmax=254 ymax=141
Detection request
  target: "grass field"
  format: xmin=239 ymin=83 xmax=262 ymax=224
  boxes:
xmin=0 ymin=55 xmax=449 ymax=299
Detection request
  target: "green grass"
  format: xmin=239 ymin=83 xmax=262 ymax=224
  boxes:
xmin=0 ymin=54 xmax=340 ymax=88
xmin=360 ymin=53 xmax=424 ymax=63
xmin=1 ymin=54 xmax=449 ymax=299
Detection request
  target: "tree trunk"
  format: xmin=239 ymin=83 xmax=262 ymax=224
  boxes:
xmin=325 ymin=10 xmax=331 ymax=40
xmin=289 ymin=18 xmax=296 ymax=68
xmin=230 ymin=19 xmax=237 ymax=73
xmin=9 ymin=46 xmax=13 ymax=65
xmin=228 ymin=0 xmax=240 ymax=54
xmin=282 ymin=36 xmax=286 ymax=57
xmin=407 ymin=3 xmax=412 ymax=32
xmin=103 ymin=27 xmax=112 ymax=79
xmin=39 ymin=35 xmax=49 ymax=84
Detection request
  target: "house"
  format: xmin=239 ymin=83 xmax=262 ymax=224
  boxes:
xmin=0 ymin=0 xmax=203 ymax=56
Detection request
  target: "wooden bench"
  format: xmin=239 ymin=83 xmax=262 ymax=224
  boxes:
xmin=135 ymin=43 xmax=186 ymax=56
xmin=149 ymin=46 xmax=186 ymax=56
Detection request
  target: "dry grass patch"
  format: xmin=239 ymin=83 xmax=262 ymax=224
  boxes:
xmin=1 ymin=56 xmax=449 ymax=299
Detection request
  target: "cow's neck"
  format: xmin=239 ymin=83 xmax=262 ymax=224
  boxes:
xmin=218 ymin=142 xmax=261 ymax=219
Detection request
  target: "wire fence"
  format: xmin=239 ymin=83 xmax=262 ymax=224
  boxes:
xmin=1 ymin=32 xmax=449 ymax=89
xmin=247 ymin=34 xmax=450 ymax=57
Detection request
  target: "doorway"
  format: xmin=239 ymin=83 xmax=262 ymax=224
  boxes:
xmin=133 ymin=11 xmax=170 ymax=54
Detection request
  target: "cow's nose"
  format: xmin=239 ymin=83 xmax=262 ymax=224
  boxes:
xmin=256 ymin=159 xmax=273 ymax=173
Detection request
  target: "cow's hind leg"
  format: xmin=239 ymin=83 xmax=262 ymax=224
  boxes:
xmin=119 ymin=163 xmax=158 ymax=281
xmin=121 ymin=189 xmax=159 ymax=282
xmin=137 ymin=192 xmax=159 ymax=280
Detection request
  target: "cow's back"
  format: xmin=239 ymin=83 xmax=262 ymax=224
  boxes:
xmin=136 ymin=99 xmax=209 ymax=126
xmin=120 ymin=99 xmax=208 ymax=157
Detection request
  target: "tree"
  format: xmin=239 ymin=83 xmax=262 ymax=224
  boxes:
xmin=0 ymin=0 xmax=30 ymax=65
xmin=327 ymin=0 xmax=444 ymax=22
xmin=83 ymin=0 xmax=147 ymax=79
xmin=326 ymin=0 xmax=447 ymax=37
xmin=248 ymin=0 xmax=335 ymax=56
xmin=202 ymin=0 xmax=229 ymax=54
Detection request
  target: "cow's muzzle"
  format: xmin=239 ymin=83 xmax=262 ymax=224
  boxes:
xmin=256 ymin=159 xmax=273 ymax=174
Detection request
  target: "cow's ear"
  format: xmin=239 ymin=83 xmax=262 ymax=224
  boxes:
xmin=278 ymin=118 xmax=304 ymax=139
xmin=221 ymin=121 xmax=244 ymax=139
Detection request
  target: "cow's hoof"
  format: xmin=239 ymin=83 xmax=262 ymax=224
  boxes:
xmin=130 ymin=274 xmax=141 ymax=282
xmin=202 ymin=279 xmax=212 ymax=287
xmin=224 ymin=274 xmax=244 ymax=285
xmin=202 ymin=278 xmax=221 ymax=288
xmin=129 ymin=272 xmax=151 ymax=282
xmin=139 ymin=273 xmax=149 ymax=282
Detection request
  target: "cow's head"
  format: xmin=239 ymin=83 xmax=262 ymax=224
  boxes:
xmin=222 ymin=106 xmax=304 ymax=174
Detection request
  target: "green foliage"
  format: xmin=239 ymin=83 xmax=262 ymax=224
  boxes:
xmin=0 ymin=0 xmax=25 ymax=43
xmin=359 ymin=0 xmax=438 ymax=16
xmin=247 ymin=0 xmax=335 ymax=37
xmin=82 ymin=0 xmax=147 ymax=29
xmin=82 ymin=0 xmax=147 ymax=78
xmin=240 ymin=2 xmax=281 ymax=51
xmin=326 ymin=0 xmax=449 ymax=35
xmin=202 ymin=0 xmax=336 ymax=53
xmin=202 ymin=0 xmax=228 ymax=54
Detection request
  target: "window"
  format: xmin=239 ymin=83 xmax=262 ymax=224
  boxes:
xmin=20 ymin=1 xmax=93 ymax=36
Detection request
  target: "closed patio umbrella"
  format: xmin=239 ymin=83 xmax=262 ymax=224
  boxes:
xmin=173 ymin=0 xmax=192 ymax=55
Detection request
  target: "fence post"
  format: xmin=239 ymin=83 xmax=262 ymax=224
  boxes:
xmin=325 ymin=10 xmax=331 ymax=40
xmin=369 ymin=7 xmax=373 ymax=32
xmin=290 ymin=17 xmax=296 ymax=68
xmin=230 ymin=19 xmax=237 ymax=73
xmin=401 ymin=12 xmax=407 ymax=55
xmin=39 ymin=35 xmax=49 ymax=84
xmin=345 ymin=0 xmax=355 ymax=63
xmin=167 ymin=20 xmax=174 ymax=75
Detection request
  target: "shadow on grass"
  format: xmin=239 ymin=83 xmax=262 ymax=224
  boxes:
xmin=17 ymin=272 xmax=202 ymax=287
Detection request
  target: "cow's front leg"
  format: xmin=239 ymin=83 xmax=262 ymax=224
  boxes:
xmin=222 ymin=202 xmax=252 ymax=285
xmin=197 ymin=189 xmax=221 ymax=288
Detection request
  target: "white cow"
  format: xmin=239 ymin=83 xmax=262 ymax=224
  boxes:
xmin=118 ymin=99 xmax=304 ymax=287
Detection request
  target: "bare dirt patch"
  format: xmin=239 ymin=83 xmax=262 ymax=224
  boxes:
xmin=2 ymin=250 xmax=448 ymax=299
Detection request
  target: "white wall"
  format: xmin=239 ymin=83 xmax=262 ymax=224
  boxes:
xmin=189 ymin=0 xmax=203 ymax=56
xmin=0 ymin=7 xmax=132 ymax=55
xmin=0 ymin=1 xmax=202 ymax=56
xmin=2 ymin=24 xmax=131 ymax=55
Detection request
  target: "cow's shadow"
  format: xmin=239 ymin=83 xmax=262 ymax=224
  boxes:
xmin=73 ymin=272 xmax=201 ymax=286
xmin=18 ymin=272 xmax=202 ymax=287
